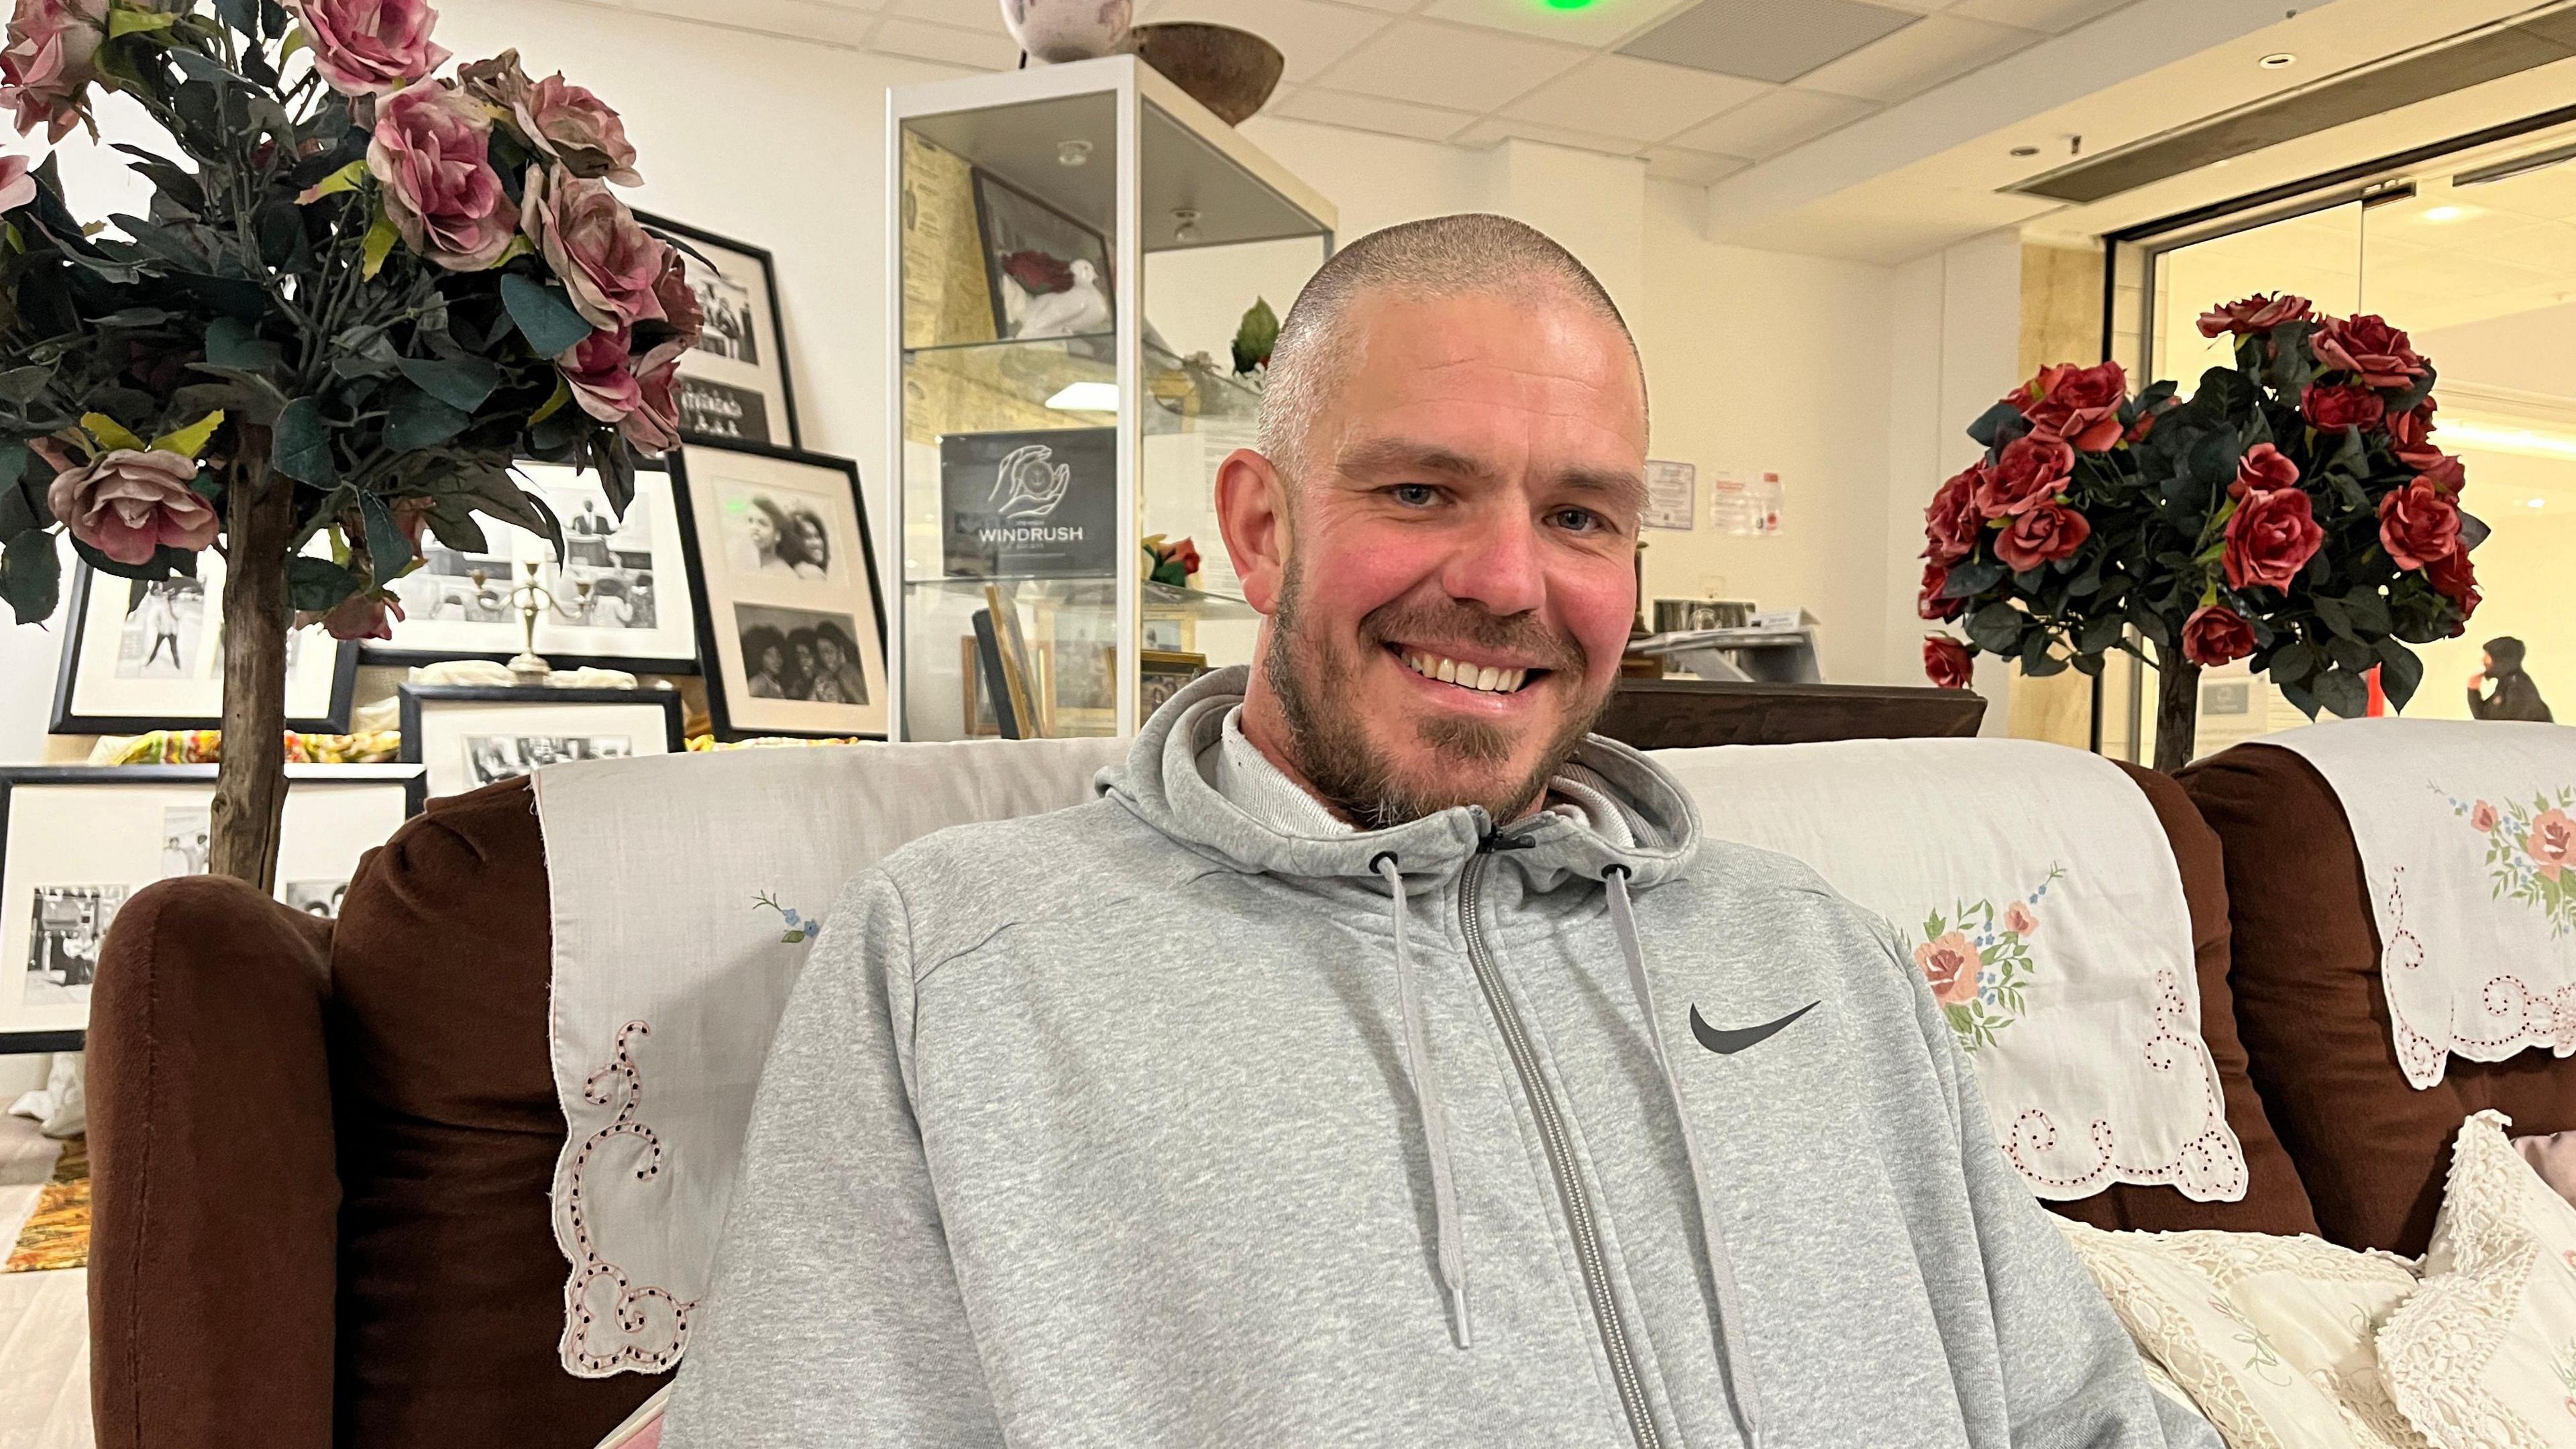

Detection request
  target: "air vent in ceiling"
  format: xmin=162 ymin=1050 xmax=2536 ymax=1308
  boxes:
xmin=2008 ymin=9 xmax=2576 ymax=205
xmin=1616 ymin=0 xmax=1918 ymax=85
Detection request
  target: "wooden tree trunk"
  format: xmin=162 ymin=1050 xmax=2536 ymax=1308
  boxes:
xmin=209 ymin=431 xmax=291 ymax=888
xmin=2153 ymin=649 xmax=2202 ymax=775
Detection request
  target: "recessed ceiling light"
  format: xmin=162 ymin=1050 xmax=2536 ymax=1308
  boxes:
xmin=1544 ymin=0 xmax=1597 ymax=9
xmin=2010 ymin=145 xmax=2039 ymax=157
xmin=2259 ymin=52 xmax=2296 ymax=68
xmin=2420 ymin=205 xmax=2469 ymax=223
xmin=2529 ymin=497 xmax=2548 ymax=509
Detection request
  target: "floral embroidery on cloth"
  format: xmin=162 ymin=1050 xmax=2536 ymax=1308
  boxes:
xmin=1911 ymin=866 xmax=2061 ymax=1053
xmin=2451 ymin=788 xmax=2576 ymax=936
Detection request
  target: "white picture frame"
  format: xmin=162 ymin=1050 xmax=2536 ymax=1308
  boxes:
xmin=52 ymin=551 xmax=358 ymax=735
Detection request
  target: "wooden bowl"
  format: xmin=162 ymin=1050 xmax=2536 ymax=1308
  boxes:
xmin=1126 ymin=23 xmax=1284 ymax=126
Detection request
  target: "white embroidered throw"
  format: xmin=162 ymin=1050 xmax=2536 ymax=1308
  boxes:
xmin=535 ymin=738 xmax=1123 ymax=1377
xmin=1657 ymin=738 xmax=2247 ymax=1201
xmin=2267 ymin=717 xmax=2576 ymax=1089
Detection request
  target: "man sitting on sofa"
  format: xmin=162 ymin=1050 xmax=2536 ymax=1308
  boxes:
xmin=661 ymin=214 xmax=2214 ymax=1449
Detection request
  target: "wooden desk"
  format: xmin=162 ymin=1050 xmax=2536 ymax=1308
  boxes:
xmin=1595 ymin=678 xmax=1988 ymax=751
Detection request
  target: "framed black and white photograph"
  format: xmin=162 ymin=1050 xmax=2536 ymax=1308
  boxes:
xmin=669 ymin=439 xmax=887 ymax=740
xmin=971 ymin=170 xmax=1112 ymax=342
xmin=52 ymin=553 xmax=359 ymax=735
xmin=397 ymin=684 xmax=686 ymax=800
xmin=637 ymin=211 xmax=800 ymax=449
xmin=0 ymin=765 xmax=425 ymax=1051
xmin=372 ymin=462 xmax=701 ymax=674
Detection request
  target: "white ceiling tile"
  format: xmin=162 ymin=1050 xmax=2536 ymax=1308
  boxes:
xmin=1138 ymin=0 xmax=1392 ymax=84
xmin=885 ymin=0 xmax=1000 ymax=26
xmin=1643 ymin=146 xmax=1752 ymax=186
xmin=634 ymin=0 xmax=881 ymax=45
xmin=1941 ymin=0 xmax=2133 ymax=34
xmin=1267 ymin=86 xmax=1479 ymax=142
xmin=1452 ymin=115 xmax=1648 ymax=158
xmin=1796 ymin=13 xmax=2039 ymax=101
xmin=1327 ymin=0 xmax=1427 ymax=11
xmin=1419 ymin=0 xmax=1695 ymax=48
xmin=873 ymin=15 xmax=1022 ymax=67
xmin=1305 ymin=18 xmax=1587 ymax=112
xmin=1501 ymin=54 xmax=1770 ymax=144
xmin=1669 ymin=87 xmax=1876 ymax=159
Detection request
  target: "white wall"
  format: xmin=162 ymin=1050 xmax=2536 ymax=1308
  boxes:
xmin=0 ymin=1 xmax=1927 ymax=763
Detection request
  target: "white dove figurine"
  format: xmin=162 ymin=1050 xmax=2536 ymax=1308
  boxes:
xmin=1017 ymin=258 xmax=1112 ymax=339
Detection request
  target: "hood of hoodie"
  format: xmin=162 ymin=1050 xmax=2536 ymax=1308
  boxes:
xmin=1098 ymin=665 xmax=1701 ymax=895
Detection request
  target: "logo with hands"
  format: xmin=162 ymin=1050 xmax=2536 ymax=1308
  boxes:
xmin=989 ymin=443 xmax=1073 ymax=523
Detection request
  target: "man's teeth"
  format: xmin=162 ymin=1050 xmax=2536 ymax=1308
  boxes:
xmin=1403 ymin=651 xmax=1527 ymax=694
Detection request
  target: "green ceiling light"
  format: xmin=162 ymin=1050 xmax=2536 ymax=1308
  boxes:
xmin=1544 ymin=0 xmax=1597 ymax=9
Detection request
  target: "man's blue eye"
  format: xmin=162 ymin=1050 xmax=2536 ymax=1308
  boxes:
xmin=1391 ymin=484 xmax=1438 ymax=506
xmin=1553 ymin=508 xmax=1603 ymax=533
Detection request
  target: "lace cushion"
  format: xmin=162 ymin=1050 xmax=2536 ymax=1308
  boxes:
xmin=2056 ymin=1218 xmax=2428 ymax=1449
xmin=2376 ymin=1112 xmax=2576 ymax=1449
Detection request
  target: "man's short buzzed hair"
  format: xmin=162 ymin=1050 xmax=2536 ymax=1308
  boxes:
xmin=1253 ymin=213 xmax=1643 ymax=482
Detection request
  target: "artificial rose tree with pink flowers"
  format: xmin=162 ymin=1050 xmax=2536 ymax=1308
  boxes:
xmin=1919 ymin=294 xmax=2483 ymax=771
xmin=0 ymin=0 xmax=702 ymax=885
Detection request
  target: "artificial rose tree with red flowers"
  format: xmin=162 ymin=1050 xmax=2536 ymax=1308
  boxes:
xmin=1920 ymin=294 xmax=2483 ymax=771
xmin=0 ymin=0 xmax=702 ymax=884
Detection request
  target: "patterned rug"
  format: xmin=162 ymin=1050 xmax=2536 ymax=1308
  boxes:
xmin=5 ymin=1135 xmax=89 ymax=1273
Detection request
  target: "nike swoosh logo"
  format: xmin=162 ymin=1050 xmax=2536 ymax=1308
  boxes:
xmin=1689 ymin=1001 xmax=1819 ymax=1055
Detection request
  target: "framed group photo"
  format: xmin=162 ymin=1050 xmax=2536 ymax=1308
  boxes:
xmin=372 ymin=462 xmax=702 ymax=674
xmin=638 ymin=212 xmax=801 ymax=449
xmin=398 ymin=684 xmax=686 ymax=800
xmin=0 ymin=764 xmax=425 ymax=1051
xmin=52 ymin=555 xmax=359 ymax=735
xmin=669 ymin=439 xmax=888 ymax=740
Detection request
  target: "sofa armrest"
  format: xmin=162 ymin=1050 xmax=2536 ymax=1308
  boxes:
xmin=88 ymin=874 xmax=341 ymax=1449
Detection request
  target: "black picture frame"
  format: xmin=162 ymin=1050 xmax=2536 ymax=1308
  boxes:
xmin=397 ymin=684 xmax=687 ymax=798
xmin=635 ymin=211 xmax=802 ymax=451
xmin=665 ymin=437 xmax=887 ymax=742
xmin=50 ymin=564 xmax=360 ymax=736
xmin=360 ymin=458 xmax=702 ymax=676
xmin=0 ymin=763 xmax=427 ymax=1055
xmin=969 ymin=168 xmax=1114 ymax=343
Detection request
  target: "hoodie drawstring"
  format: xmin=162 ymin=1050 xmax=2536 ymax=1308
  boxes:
xmin=1375 ymin=852 xmax=1470 ymax=1348
xmin=1605 ymin=866 xmax=1766 ymax=1449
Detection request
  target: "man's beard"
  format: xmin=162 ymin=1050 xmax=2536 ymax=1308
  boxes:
xmin=1264 ymin=560 xmax=1609 ymax=830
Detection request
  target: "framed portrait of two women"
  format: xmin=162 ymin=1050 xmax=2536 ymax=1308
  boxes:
xmin=668 ymin=438 xmax=888 ymax=740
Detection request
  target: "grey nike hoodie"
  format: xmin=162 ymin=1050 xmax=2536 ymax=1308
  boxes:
xmin=661 ymin=667 xmax=2217 ymax=1449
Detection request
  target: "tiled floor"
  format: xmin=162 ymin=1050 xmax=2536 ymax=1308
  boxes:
xmin=0 ymin=1113 xmax=90 ymax=1449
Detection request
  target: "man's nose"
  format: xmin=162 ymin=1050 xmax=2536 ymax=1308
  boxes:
xmin=1440 ymin=510 xmax=1547 ymax=617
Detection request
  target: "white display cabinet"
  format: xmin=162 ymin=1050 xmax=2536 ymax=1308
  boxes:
xmin=885 ymin=56 xmax=1336 ymax=740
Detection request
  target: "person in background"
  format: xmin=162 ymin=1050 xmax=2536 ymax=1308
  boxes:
xmin=741 ymin=626 xmax=790 ymax=700
xmin=789 ymin=508 xmax=831 ymax=580
xmin=2468 ymin=635 xmax=2553 ymax=722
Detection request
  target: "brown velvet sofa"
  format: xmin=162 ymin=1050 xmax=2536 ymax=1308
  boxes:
xmin=81 ymin=743 xmax=2567 ymax=1449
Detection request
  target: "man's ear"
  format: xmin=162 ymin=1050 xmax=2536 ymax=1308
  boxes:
xmin=1215 ymin=447 xmax=1291 ymax=616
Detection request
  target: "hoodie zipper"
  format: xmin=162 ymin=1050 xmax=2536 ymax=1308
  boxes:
xmin=1458 ymin=841 xmax=1661 ymax=1449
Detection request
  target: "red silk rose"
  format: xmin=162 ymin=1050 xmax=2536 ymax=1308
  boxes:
xmin=2017 ymin=361 xmax=2127 ymax=451
xmin=2232 ymin=441 xmax=2298 ymax=497
xmin=2388 ymin=398 xmax=2436 ymax=452
xmin=2222 ymin=485 xmax=2324 ymax=590
xmin=1919 ymin=561 xmax=1962 ymax=621
xmin=1923 ymin=635 xmax=1973 ymax=690
xmin=2181 ymin=604 xmax=2255 ymax=667
xmin=2428 ymin=549 xmax=2480 ymax=623
xmin=2196 ymin=292 xmax=2312 ymax=337
xmin=2313 ymin=313 xmax=2427 ymax=388
xmin=1973 ymin=433 xmax=2073 ymax=518
xmin=2404 ymin=448 xmax=2464 ymax=496
xmin=1923 ymin=464 xmax=1980 ymax=564
xmin=2302 ymin=383 xmax=2384 ymax=433
xmin=1995 ymin=501 xmax=2089 ymax=572
xmin=2377 ymin=476 xmax=2461 ymax=571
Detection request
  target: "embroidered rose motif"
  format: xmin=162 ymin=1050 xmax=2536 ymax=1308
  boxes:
xmin=2529 ymin=809 xmax=2576 ymax=881
xmin=2449 ymin=788 xmax=2576 ymax=936
xmin=2473 ymin=800 xmax=2499 ymax=833
xmin=1916 ymin=932 xmax=1980 ymax=1006
xmin=2003 ymin=901 xmax=2038 ymax=936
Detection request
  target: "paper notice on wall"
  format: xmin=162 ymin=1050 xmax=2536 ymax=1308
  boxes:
xmin=1711 ymin=470 xmax=1784 ymax=536
xmin=1642 ymin=460 xmax=1697 ymax=531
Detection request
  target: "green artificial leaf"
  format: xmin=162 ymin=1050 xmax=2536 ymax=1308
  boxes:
xmin=286 ymin=553 xmax=360 ymax=612
xmin=297 ymin=159 xmax=366 ymax=205
xmin=2313 ymin=665 xmax=2370 ymax=719
xmin=501 ymin=274 xmax=594 ymax=358
xmin=0 ymin=365 xmax=53 ymax=403
xmin=79 ymin=413 xmax=145 ymax=452
xmin=0 ymin=478 xmax=32 ymax=539
xmin=356 ymin=490 xmax=411 ymax=578
xmin=204 ymin=315 xmax=284 ymax=373
xmin=1943 ymin=558 xmax=2005 ymax=597
xmin=279 ymin=23 xmax=307 ymax=61
xmin=1966 ymin=602 xmax=2023 ymax=655
xmin=211 ymin=0 xmax=257 ymax=38
xmin=600 ymin=448 xmax=637 ymax=518
xmin=2378 ymin=639 xmax=2424 ymax=712
xmin=2269 ymin=640 xmax=2319 ymax=684
xmin=1964 ymin=400 xmax=2026 ymax=450
xmin=361 ymin=203 xmax=399 ymax=278
xmin=167 ymin=270 xmax=268 ymax=322
xmin=383 ymin=386 xmax=471 ymax=452
xmin=2341 ymin=586 xmax=2392 ymax=636
xmin=527 ymin=376 xmax=573 ymax=427
xmin=2326 ymin=634 xmax=2373 ymax=672
xmin=92 ymin=305 xmax=174 ymax=329
xmin=0 ymin=528 xmax=60 ymax=625
xmin=148 ymin=409 xmax=225 ymax=459
xmin=66 ymin=533 xmax=185 ymax=581
xmin=2312 ymin=594 xmax=2353 ymax=639
xmin=422 ymin=498 xmax=487 ymax=555
xmin=2459 ymin=508 xmax=2491 ymax=555
xmin=271 ymin=396 xmax=336 ymax=486
xmin=2019 ymin=632 xmax=2068 ymax=676
xmin=110 ymin=143 xmax=204 ymax=212
xmin=107 ymin=8 xmax=180 ymax=35
xmin=168 ymin=46 xmax=247 ymax=87
xmin=446 ymin=464 xmax=551 ymax=536
xmin=394 ymin=354 xmax=499 ymax=413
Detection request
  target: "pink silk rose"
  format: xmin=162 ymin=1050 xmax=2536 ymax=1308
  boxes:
xmin=2231 ymin=441 xmax=2298 ymax=497
xmin=2313 ymin=313 xmax=2427 ymax=389
xmin=2196 ymin=292 xmax=2311 ymax=338
xmin=286 ymin=0 xmax=448 ymax=97
xmin=518 ymin=70 xmax=640 ymax=185
xmin=0 ymin=0 xmax=105 ymax=143
xmin=2181 ymin=604 xmax=2255 ymax=667
xmin=559 ymin=325 xmax=643 ymax=423
xmin=2526 ymin=808 xmax=2576 ymax=881
xmin=523 ymin=165 xmax=668 ymax=330
xmin=298 ymin=589 xmax=405 ymax=642
xmin=2377 ymin=476 xmax=2461 ymax=572
xmin=40 ymin=443 xmax=217 ymax=565
xmin=0 ymin=151 xmax=32 ymax=212
xmin=2002 ymin=902 xmax=2037 ymax=936
xmin=2016 ymin=361 xmax=2127 ymax=453
xmin=1915 ymin=930 xmax=1980 ymax=1006
xmin=648 ymin=245 xmax=704 ymax=351
xmin=619 ymin=338 xmax=684 ymax=455
xmin=368 ymin=83 xmax=519 ymax=271
xmin=1972 ymin=432 xmax=2074 ymax=519
xmin=1923 ymin=634 xmax=1972 ymax=691
xmin=2221 ymin=484 xmax=2322 ymax=592
xmin=1994 ymin=501 xmax=2089 ymax=572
